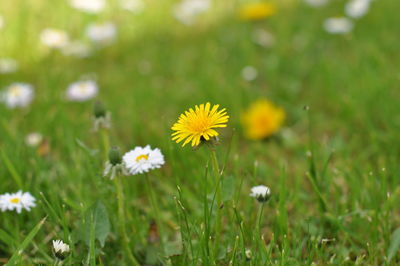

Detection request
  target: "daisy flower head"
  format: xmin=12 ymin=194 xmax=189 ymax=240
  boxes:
xmin=1 ymin=83 xmax=34 ymax=109
xmin=123 ymin=145 xmax=165 ymax=175
xmin=171 ymin=103 xmax=229 ymax=147
xmin=120 ymin=0 xmax=145 ymax=13
xmin=61 ymin=40 xmax=91 ymax=58
xmin=0 ymin=58 xmax=18 ymax=74
xmin=70 ymin=0 xmax=105 ymax=13
xmin=0 ymin=191 xmax=36 ymax=213
xmin=241 ymin=66 xmax=258 ymax=81
xmin=86 ymin=22 xmax=117 ymax=45
xmin=304 ymin=0 xmax=329 ymax=8
xmin=25 ymin=132 xmax=43 ymax=147
xmin=323 ymin=17 xmax=353 ymax=34
xmin=250 ymin=185 xmax=271 ymax=203
xmin=239 ymin=2 xmax=276 ymax=21
xmin=173 ymin=0 xmax=211 ymax=25
xmin=241 ymin=99 xmax=285 ymax=140
xmin=345 ymin=0 xmax=370 ymax=19
xmin=40 ymin=28 xmax=69 ymax=49
xmin=66 ymin=80 xmax=98 ymax=102
xmin=52 ymin=240 xmax=70 ymax=260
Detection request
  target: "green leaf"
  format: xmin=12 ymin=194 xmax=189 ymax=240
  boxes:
xmin=6 ymin=217 xmax=47 ymax=266
xmin=388 ymin=227 xmax=400 ymax=262
xmin=75 ymin=139 xmax=99 ymax=157
xmin=76 ymin=200 xmax=110 ymax=248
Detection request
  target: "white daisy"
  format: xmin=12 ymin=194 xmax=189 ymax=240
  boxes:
xmin=86 ymin=22 xmax=117 ymax=45
xmin=241 ymin=66 xmax=258 ymax=81
xmin=69 ymin=0 xmax=105 ymax=13
xmin=250 ymin=185 xmax=271 ymax=203
xmin=120 ymin=0 xmax=145 ymax=13
xmin=25 ymin=132 xmax=43 ymax=147
xmin=0 ymin=191 xmax=36 ymax=213
xmin=40 ymin=28 xmax=69 ymax=49
xmin=66 ymin=80 xmax=98 ymax=102
xmin=323 ymin=17 xmax=353 ymax=34
xmin=61 ymin=40 xmax=91 ymax=58
xmin=173 ymin=0 xmax=210 ymax=25
xmin=345 ymin=0 xmax=370 ymax=19
xmin=252 ymin=29 xmax=275 ymax=48
xmin=123 ymin=145 xmax=165 ymax=175
xmin=1 ymin=83 xmax=34 ymax=109
xmin=0 ymin=58 xmax=18 ymax=74
xmin=304 ymin=0 xmax=329 ymax=7
xmin=52 ymin=240 xmax=70 ymax=260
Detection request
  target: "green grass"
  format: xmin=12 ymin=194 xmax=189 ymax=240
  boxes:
xmin=1 ymin=0 xmax=400 ymax=265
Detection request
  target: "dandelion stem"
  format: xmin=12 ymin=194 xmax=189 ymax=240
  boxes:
xmin=100 ymin=128 xmax=110 ymax=161
xmin=114 ymin=177 xmax=139 ymax=265
xmin=209 ymin=148 xmax=223 ymax=255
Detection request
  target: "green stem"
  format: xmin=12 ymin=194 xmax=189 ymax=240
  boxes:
xmin=256 ymin=203 xmax=265 ymax=250
xmin=100 ymin=129 xmax=110 ymax=161
xmin=210 ymin=149 xmax=222 ymax=255
xmin=114 ymin=178 xmax=140 ymax=265
xmin=144 ymin=174 xmax=165 ymax=251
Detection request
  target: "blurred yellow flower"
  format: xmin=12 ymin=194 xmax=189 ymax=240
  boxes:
xmin=239 ymin=2 xmax=276 ymax=21
xmin=172 ymin=103 xmax=229 ymax=147
xmin=241 ymin=99 xmax=285 ymax=140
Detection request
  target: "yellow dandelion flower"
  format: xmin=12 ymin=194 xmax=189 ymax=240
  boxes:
xmin=241 ymin=99 xmax=285 ymax=140
xmin=239 ymin=2 xmax=276 ymax=21
xmin=171 ymin=103 xmax=229 ymax=147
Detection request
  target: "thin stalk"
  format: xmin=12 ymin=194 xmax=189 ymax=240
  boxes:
xmin=114 ymin=177 xmax=139 ymax=265
xmin=100 ymin=129 xmax=110 ymax=161
xmin=144 ymin=174 xmax=165 ymax=251
xmin=256 ymin=203 xmax=265 ymax=251
xmin=209 ymin=148 xmax=222 ymax=255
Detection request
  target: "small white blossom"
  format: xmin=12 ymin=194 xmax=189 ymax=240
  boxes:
xmin=86 ymin=22 xmax=117 ymax=45
xmin=173 ymin=0 xmax=210 ymax=25
xmin=252 ymin=29 xmax=275 ymax=48
xmin=250 ymin=185 xmax=271 ymax=203
xmin=69 ymin=0 xmax=105 ymax=13
xmin=52 ymin=240 xmax=70 ymax=260
xmin=0 ymin=58 xmax=18 ymax=74
xmin=0 ymin=191 xmax=36 ymax=213
xmin=61 ymin=41 xmax=91 ymax=58
xmin=66 ymin=80 xmax=98 ymax=102
xmin=304 ymin=0 xmax=329 ymax=7
xmin=323 ymin=17 xmax=353 ymax=34
xmin=40 ymin=28 xmax=69 ymax=49
xmin=241 ymin=66 xmax=258 ymax=81
xmin=123 ymin=145 xmax=165 ymax=175
xmin=1 ymin=83 xmax=34 ymax=109
xmin=25 ymin=132 xmax=43 ymax=147
xmin=120 ymin=0 xmax=145 ymax=13
xmin=345 ymin=0 xmax=370 ymax=19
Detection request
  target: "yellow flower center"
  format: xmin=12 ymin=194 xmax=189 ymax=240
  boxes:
xmin=10 ymin=198 xmax=21 ymax=204
xmin=79 ymin=83 xmax=88 ymax=93
xmin=135 ymin=154 xmax=149 ymax=162
xmin=9 ymin=86 xmax=22 ymax=97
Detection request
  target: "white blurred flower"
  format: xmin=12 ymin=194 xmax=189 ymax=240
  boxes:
xmin=40 ymin=28 xmax=69 ymax=49
xmin=250 ymin=185 xmax=271 ymax=203
xmin=25 ymin=132 xmax=43 ymax=147
xmin=86 ymin=22 xmax=117 ymax=45
xmin=304 ymin=0 xmax=329 ymax=7
xmin=0 ymin=15 xmax=4 ymax=30
xmin=120 ymin=0 xmax=145 ymax=13
xmin=252 ymin=29 xmax=275 ymax=48
xmin=0 ymin=191 xmax=36 ymax=213
xmin=173 ymin=0 xmax=210 ymax=25
xmin=52 ymin=240 xmax=70 ymax=260
xmin=241 ymin=66 xmax=258 ymax=81
xmin=345 ymin=0 xmax=370 ymax=19
xmin=61 ymin=40 xmax=91 ymax=58
xmin=123 ymin=145 xmax=165 ymax=175
xmin=69 ymin=0 xmax=105 ymax=13
xmin=323 ymin=17 xmax=353 ymax=34
xmin=66 ymin=80 xmax=98 ymax=101
xmin=1 ymin=83 xmax=34 ymax=109
xmin=0 ymin=58 xmax=18 ymax=74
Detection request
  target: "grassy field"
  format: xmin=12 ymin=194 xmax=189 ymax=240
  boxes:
xmin=1 ymin=0 xmax=400 ymax=265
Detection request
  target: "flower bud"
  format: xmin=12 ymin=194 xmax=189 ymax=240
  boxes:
xmin=250 ymin=185 xmax=271 ymax=203
xmin=109 ymin=146 xmax=122 ymax=165
xmin=93 ymin=101 xmax=107 ymax=118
